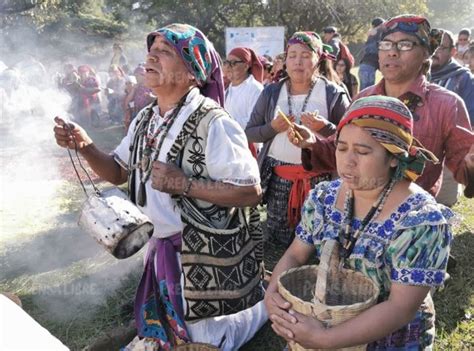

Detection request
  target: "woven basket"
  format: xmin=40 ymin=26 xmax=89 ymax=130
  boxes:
xmin=277 ymin=240 xmax=379 ymax=351
xmin=174 ymin=343 xmax=220 ymax=351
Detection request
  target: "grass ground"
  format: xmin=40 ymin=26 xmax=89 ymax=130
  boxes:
xmin=1 ymin=123 xmax=473 ymax=350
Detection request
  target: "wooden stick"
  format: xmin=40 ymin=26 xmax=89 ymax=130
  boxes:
xmin=277 ymin=109 xmax=303 ymax=141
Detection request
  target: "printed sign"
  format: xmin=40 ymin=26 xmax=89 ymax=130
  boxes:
xmin=225 ymin=26 xmax=285 ymax=57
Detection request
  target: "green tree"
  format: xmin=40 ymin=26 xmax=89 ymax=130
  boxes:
xmin=123 ymin=0 xmax=428 ymax=53
xmin=260 ymin=0 xmax=428 ymax=43
xmin=0 ymin=0 xmax=433 ymax=66
xmin=427 ymin=0 xmax=474 ymax=34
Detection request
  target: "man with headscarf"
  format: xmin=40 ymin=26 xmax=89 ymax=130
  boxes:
xmin=54 ymin=24 xmax=267 ymax=350
xmin=224 ymin=47 xmax=264 ymax=130
xmin=291 ymin=15 xmax=474 ymax=199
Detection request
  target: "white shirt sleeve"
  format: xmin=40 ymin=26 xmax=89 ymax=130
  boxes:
xmin=248 ymin=82 xmax=263 ymax=116
xmin=113 ymin=111 xmax=142 ymax=170
xmin=206 ymin=115 xmax=260 ymax=186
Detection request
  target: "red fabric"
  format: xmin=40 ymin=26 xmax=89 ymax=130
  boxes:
xmin=338 ymin=42 xmax=355 ymax=68
xmin=385 ymin=15 xmax=427 ymax=27
xmin=337 ymin=106 xmax=413 ymax=132
xmin=229 ymin=47 xmax=264 ymax=83
xmin=248 ymin=142 xmax=258 ymax=159
xmin=304 ymin=75 xmax=474 ymax=196
xmin=273 ymin=165 xmax=320 ymax=228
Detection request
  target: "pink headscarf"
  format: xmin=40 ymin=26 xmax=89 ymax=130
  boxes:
xmin=228 ymin=47 xmax=264 ymax=83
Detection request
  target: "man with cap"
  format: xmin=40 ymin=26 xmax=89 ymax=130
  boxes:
xmin=322 ymin=26 xmax=340 ymax=58
xmin=359 ymin=17 xmax=385 ymax=90
xmin=54 ymin=23 xmax=267 ymax=350
xmin=290 ymin=14 xmax=474 ymax=199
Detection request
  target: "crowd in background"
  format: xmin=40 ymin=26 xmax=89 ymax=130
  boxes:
xmin=1 ymin=26 xmax=472 ymax=135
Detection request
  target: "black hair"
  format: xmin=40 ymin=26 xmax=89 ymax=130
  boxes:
xmin=459 ymin=28 xmax=471 ymax=37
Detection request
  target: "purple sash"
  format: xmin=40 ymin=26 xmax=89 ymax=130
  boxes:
xmin=134 ymin=233 xmax=190 ymax=349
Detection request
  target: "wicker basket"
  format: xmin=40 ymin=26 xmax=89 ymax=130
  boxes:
xmin=174 ymin=343 xmax=220 ymax=351
xmin=277 ymin=240 xmax=379 ymax=351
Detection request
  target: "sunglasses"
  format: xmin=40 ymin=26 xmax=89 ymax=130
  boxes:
xmin=223 ymin=60 xmax=244 ymax=67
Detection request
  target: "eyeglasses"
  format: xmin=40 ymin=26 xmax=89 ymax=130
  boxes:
xmin=223 ymin=60 xmax=244 ymax=67
xmin=378 ymin=40 xmax=420 ymax=51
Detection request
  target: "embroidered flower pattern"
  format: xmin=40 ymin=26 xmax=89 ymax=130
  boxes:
xmin=295 ymin=179 xmax=453 ymax=348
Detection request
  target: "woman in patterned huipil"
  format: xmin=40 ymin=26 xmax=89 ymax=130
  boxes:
xmin=265 ymin=96 xmax=452 ymax=350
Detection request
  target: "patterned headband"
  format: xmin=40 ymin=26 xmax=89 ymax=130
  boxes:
xmin=287 ymin=31 xmax=335 ymax=60
xmin=381 ymin=14 xmax=440 ymax=54
xmin=337 ymin=96 xmax=438 ymax=181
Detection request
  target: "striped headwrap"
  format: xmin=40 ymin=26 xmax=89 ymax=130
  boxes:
xmin=336 ymin=96 xmax=438 ymax=181
xmin=287 ymin=31 xmax=335 ymax=60
xmin=146 ymin=23 xmax=225 ymax=107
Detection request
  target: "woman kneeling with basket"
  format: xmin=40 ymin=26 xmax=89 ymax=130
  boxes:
xmin=264 ymin=95 xmax=453 ymax=350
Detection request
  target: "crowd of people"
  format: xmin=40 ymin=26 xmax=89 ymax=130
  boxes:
xmin=1 ymin=11 xmax=472 ymax=351
xmin=53 ymin=51 xmax=154 ymax=131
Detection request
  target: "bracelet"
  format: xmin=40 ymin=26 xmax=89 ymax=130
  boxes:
xmin=182 ymin=177 xmax=194 ymax=197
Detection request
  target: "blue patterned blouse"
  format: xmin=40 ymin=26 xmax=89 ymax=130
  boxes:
xmin=295 ymin=179 xmax=454 ymax=350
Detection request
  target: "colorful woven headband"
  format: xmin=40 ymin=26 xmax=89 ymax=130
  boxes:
xmin=381 ymin=14 xmax=440 ymax=54
xmin=336 ymin=96 xmax=438 ymax=181
xmin=287 ymin=31 xmax=335 ymax=60
xmin=146 ymin=23 xmax=225 ymax=106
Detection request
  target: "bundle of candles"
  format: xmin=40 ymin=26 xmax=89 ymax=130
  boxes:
xmin=276 ymin=108 xmax=303 ymax=141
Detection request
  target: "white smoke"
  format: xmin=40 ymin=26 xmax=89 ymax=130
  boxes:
xmin=0 ymin=56 xmax=143 ymax=322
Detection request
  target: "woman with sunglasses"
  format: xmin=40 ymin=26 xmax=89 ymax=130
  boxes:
xmin=245 ymin=31 xmax=350 ymax=247
xmin=224 ymin=47 xmax=264 ymax=133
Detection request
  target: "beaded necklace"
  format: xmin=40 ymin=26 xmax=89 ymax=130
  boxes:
xmin=338 ymin=179 xmax=396 ymax=267
xmin=286 ymin=78 xmax=317 ymax=120
xmin=135 ymin=94 xmax=188 ymax=206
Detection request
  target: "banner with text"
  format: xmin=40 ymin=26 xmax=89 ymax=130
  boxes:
xmin=225 ymin=26 xmax=285 ymax=58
